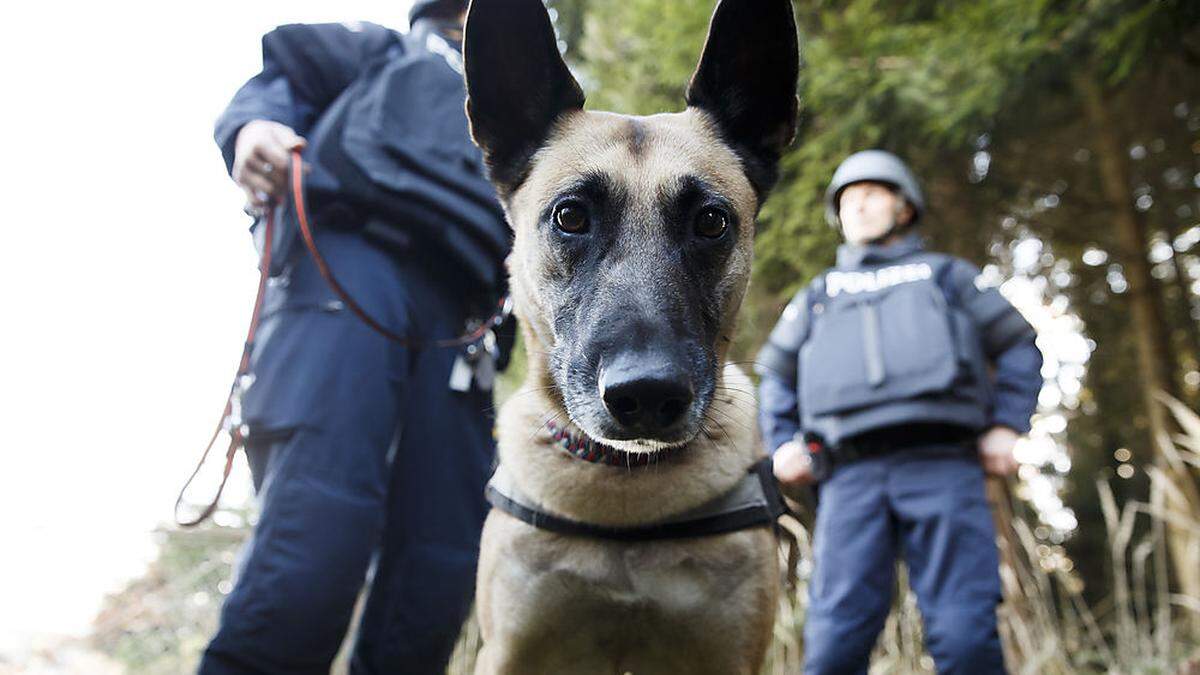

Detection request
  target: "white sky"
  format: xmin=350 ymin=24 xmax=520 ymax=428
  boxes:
xmin=0 ymin=0 xmax=413 ymax=652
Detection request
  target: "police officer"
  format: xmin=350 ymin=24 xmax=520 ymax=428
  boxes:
xmin=202 ymin=1 xmax=512 ymax=672
xmin=756 ymin=150 xmax=1043 ymax=674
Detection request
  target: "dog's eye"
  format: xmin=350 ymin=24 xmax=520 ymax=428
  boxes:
xmin=553 ymin=202 xmax=589 ymax=234
xmin=694 ymin=207 xmax=729 ymax=239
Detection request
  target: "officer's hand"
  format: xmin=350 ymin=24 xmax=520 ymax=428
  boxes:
xmin=978 ymin=426 xmax=1020 ymax=477
xmin=233 ymin=120 xmax=307 ymax=213
xmin=773 ymin=440 xmax=815 ymax=489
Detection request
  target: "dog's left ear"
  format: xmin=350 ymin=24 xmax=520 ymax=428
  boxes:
xmin=464 ymin=0 xmax=586 ymax=197
xmin=686 ymin=0 xmax=800 ymax=199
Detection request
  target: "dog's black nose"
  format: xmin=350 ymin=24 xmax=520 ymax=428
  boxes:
xmin=600 ymin=355 xmax=694 ymax=433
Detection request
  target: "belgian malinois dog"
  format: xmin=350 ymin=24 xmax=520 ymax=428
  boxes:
xmin=462 ymin=0 xmax=799 ymax=672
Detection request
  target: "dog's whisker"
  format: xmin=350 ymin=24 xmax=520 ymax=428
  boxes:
xmin=711 ymin=397 xmax=759 ymax=415
xmin=502 ymin=385 xmax=559 ymax=399
xmin=482 ymin=384 xmax=564 ymax=415
xmin=525 ymin=407 xmax=567 ymax=445
xmin=713 ymin=380 xmax=757 ymax=393
xmin=705 ymin=403 xmax=753 ymax=425
xmin=712 ymin=397 xmax=756 ymax=413
xmin=711 ymin=390 xmax=758 ymax=408
xmin=713 ymin=382 xmax=758 ymax=396
xmin=701 ymin=410 xmax=733 ymax=446
xmin=705 ymin=398 xmax=753 ymax=430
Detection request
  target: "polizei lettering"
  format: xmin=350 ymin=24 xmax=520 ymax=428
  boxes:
xmin=825 ymin=262 xmax=933 ymax=297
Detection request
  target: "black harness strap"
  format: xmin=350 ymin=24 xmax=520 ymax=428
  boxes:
xmin=485 ymin=458 xmax=788 ymax=542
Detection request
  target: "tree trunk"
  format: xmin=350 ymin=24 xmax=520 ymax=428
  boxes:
xmin=1078 ymin=71 xmax=1200 ymax=641
xmin=1161 ymin=217 xmax=1200 ymax=405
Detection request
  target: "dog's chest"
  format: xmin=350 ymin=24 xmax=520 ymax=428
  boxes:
xmin=478 ymin=500 xmax=777 ymax=673
xmin=504 ymin=526 xmax=756 ymax=619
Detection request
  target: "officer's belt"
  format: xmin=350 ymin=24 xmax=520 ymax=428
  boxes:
xmin=485 ymin=458 xmax=788 ymax=542
xmin=830 ymin=424 xmax=976 ymax=463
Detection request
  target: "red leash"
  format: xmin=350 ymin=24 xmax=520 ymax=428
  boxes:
xmin=175 ymin=149 xmax=510 ymax=527
xmin=174 ymin=207 xmax=276 ymax=527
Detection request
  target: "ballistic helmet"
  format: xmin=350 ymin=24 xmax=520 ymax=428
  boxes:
xmin=825 ymin=150 xmax=925 ymax=227
xmin=410 ymin=0 xmax=468 ymax=24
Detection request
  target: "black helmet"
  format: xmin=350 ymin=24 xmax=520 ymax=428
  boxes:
xmin=825 ymin=150 xmax=925 ymax=227
xmin=409 ymin=0 xmax=468 ymax=24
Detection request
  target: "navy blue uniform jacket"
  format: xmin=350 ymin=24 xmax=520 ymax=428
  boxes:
xmin=214 ymin=21 xmax=510 ymax=294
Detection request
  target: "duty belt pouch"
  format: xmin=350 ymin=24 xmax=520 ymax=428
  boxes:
xmin=801 ymin=280 xmax=960 ymax=415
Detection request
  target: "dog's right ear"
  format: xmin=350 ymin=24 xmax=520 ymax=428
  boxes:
xmin=685 ymin=0 xmax=800 ymax=200
xmin=464 ymin=0 xmax=585 ymax=197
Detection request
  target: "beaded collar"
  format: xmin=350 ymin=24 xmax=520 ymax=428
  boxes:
xmin=546 ymin=420 xmax=685 ymax=467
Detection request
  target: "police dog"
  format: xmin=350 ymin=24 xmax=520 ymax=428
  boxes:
xmin=462 ymin=0 xmax=798 ymax=672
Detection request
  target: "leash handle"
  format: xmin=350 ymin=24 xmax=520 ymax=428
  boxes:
xmin=174 ymin=207 xmax=276 ymax=527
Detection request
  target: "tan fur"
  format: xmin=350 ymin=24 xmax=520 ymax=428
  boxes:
xmin=475 ymin=107 xmax=779 ymax=674
xmin=505 ymin=110 xmax=756 ymax=381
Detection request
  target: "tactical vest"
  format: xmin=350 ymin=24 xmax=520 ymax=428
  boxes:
xmin=798 ymin=252 xmax=991 ymax=444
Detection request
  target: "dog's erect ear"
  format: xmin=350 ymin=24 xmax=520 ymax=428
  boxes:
xmin=685 ymin=0 xmax=800 ymax=199
xmin=464 ymin=0 xmax=585 ymax=196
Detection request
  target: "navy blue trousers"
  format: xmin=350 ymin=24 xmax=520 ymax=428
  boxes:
xmin=803 ymin=447 xmax=1006 ymax=675
xmin=200 ymin=231 xmax=495 ymax=674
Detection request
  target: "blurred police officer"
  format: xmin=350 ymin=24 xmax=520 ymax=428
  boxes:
xmin=757 ymin=150 xmax=1043 ymax=674
xmin=201 ymin=2 xmax=513 ymax=672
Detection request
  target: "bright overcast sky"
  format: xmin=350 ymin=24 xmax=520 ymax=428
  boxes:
xmin=0 ymin=0 xmax=413 ymax=651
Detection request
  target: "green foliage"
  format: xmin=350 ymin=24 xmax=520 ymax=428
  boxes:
xmin=571 ymin=0 xmax=714 ymax=115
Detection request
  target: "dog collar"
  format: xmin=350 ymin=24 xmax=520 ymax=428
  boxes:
xmin=484 ymin=457 xmax=788 ymax=542
xmin=546 ymin=420 xmax=685 ymax=467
